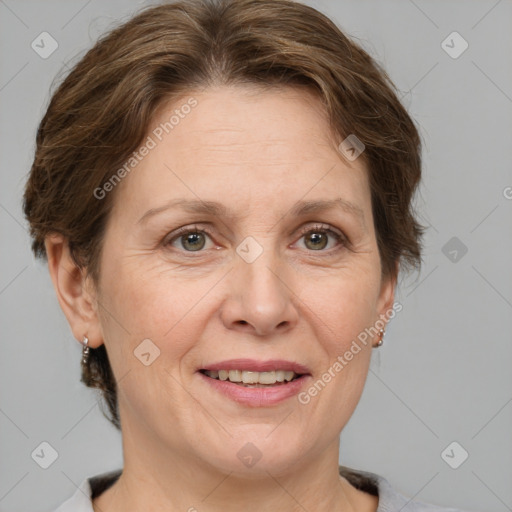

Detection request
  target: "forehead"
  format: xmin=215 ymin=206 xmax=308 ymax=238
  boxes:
xmin=157 ymin=85 xmax=334 ymax=144
xmin=113 ymin=85 xmax=371 ymax=222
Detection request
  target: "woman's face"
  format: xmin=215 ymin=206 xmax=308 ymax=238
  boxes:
xmin=91 ymin=85 xmax=395 ymax=475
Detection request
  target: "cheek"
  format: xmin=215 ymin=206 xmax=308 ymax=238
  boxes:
xmin=301 ymin=267 xmax=380 ymax=348
xmin=98 ymin=257 xmax=217 ymax=362
xmin=96 ymin=263 xmax=203 ymax=419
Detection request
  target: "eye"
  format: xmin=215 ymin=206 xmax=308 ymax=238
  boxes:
xmin=163 ymin=223 xmax=348 ymax=255
xmin=164 ymin=225 xmax=215 ymax=252
xmin=295 ymin=223 xmax=347 ymax=252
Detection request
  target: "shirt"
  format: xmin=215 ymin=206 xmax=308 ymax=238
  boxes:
xmin=53 ymin=466 xmax=471 ymax=512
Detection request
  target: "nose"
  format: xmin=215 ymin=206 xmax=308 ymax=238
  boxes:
xmin=220 ymin=253 xmax=299 ymax=337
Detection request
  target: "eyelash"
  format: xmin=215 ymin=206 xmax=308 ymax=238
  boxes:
xmin=163 ymin=223 xmax=348 ymax=255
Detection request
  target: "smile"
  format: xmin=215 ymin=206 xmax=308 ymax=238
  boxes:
xmin=200 ymin=369 xmax=302 ymax=386
xmin=198 ymin=370 xmax=311 ymax=406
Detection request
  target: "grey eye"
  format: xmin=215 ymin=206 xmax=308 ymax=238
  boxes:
xmin=179 ymin=232 xmax=207 ymax=251
xmin=303 ymin=231 xmax=329 ymax=250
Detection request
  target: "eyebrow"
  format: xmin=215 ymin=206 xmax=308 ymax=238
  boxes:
xmin=137 ymin=197 xmax=366 ymax=228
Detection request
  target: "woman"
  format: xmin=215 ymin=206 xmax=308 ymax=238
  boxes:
xmin=23 ymin=0 xmax=471 ymax=510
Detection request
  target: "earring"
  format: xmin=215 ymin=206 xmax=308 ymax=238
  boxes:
xmin=374 ymin=328 xmax=385 ymax=348
xmin=81 ymin=336 xmax=90 ymax=365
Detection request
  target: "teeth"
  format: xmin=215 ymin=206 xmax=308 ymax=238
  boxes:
xmin=228 ymin=370 xmax=242 ymax=382
xmin=204 ymin=369 xmax=300 ymax=385
xmin=283 ymin=371 xmax=294 ymax=382
xmin=242 ymin=371 xmax=260 ymax=384
xmin=258 ymin=371 xmax=276 ymax=384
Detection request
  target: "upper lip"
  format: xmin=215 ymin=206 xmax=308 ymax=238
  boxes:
xmin=199 ymin=359 xmax=311 ymax=375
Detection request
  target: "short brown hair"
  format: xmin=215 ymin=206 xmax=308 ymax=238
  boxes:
xmin=23 ymin=0 xmax=424 ymax=430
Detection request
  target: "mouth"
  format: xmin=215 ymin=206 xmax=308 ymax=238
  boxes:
xmin=199 ymin=369 xmax=306 ymax=387
xmin=196 ymin=359 xmax=312 ymax=405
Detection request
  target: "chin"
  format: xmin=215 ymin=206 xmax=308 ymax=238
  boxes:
xmin=195 ymin=430 xmax=311 ymax=478
xmin=208 ymin=453 xmax=301 ymax=479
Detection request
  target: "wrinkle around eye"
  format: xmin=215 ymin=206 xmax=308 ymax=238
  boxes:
xmin=158 ymin=228 xmax=363 ymax=264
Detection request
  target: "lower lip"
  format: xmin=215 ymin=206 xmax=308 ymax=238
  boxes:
xmin=197 ymin=372 xmax=311 ymax=406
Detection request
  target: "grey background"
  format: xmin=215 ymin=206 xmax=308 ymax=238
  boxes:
xmin=1 ymin=0 xmax=511 ymax=510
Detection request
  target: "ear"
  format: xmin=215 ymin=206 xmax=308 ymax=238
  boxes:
xmin=45 ymin=233 xmax=103 ymax=349
xmin=375 ymin=260 xmax=398 ymax=325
